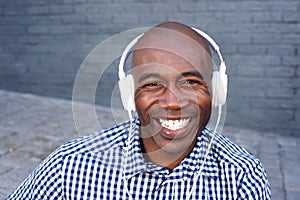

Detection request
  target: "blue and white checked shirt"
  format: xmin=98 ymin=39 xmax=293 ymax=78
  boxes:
xmin=8 ymin=118 xmax=271 ymax=199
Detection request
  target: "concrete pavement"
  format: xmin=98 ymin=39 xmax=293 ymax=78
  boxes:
xmin=0 ymin=89 xmax=299 ymax=200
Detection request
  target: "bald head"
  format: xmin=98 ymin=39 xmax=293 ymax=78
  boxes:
xmin=148 ymin=22 xmax=211 ymax=54
xmin=132 ymin=22 xmax=213 ymax=87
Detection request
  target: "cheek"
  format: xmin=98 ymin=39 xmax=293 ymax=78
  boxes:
xmin=195 ymin=93 xmax=212 ymax=113
xmin=134 ymin=90 xmax=157 ymax=122
xmin=198 ymin=96 xmax=212 ymax=121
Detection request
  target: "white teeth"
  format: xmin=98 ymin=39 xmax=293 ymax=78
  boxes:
xmin=158 ymin=118 xmax=191 ymax=131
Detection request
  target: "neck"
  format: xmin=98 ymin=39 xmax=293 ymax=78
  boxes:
xmin=140 ymin=137 xmax=196 ymax=171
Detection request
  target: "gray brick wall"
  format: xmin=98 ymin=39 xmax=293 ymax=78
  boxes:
xmin=0 ymin=0 xmax=299 ymax=136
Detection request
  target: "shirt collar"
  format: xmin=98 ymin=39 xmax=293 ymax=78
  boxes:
xmin=123 ymin=118 xmax=219 ymax=181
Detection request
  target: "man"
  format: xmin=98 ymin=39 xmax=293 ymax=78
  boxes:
xmin=8 ymin=22 xmax=271 ymax=199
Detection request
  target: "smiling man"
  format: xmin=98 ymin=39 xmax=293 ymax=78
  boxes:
xmin=132 ymin=24 xmax=213 ymax=171
xmin=8 ymin=22 xmax=271 ymax=199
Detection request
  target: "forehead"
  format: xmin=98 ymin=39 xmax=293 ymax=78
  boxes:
xmin=133 ymin=27 xmax=211 ymax=65
xmin=131 ymin=27 xmax=213 ymax=79
xmin=132 ymin=48 xmax=213 ymax=83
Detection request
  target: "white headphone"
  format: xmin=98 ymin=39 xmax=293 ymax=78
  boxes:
xmin=118 ymin=27 xmax=228 ymax=116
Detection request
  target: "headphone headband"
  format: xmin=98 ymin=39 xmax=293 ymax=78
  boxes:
xmin=118 ymin=27 xmax=226 ymax=79
xmin=118 ymin=34 xmax=144 ymax=80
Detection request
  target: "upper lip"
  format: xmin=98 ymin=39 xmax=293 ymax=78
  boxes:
xmin=150 ymin=108 xmax=198 ymax=121
xmin=154 ymin=116 xmax=193 ymax=121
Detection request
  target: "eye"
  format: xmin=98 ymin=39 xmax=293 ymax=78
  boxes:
xmin=144 ymin=82 xmax=160 ymax=87
xmin=183 ymin=79 xmax=206 ymax=86
xmin=141 ymin=81 xmax=164 ymax=90
xmin=180 ymin=78 xmax=209 ymax=91
xmin=184 ymin=79 xmax=202 ymax=85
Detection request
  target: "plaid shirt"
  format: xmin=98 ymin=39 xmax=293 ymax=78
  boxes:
xmin=8 ymin=118 xmax=271 ymax=199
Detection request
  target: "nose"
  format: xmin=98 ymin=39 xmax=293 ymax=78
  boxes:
xmin=159 ymin=86 xmax=188 ymax=110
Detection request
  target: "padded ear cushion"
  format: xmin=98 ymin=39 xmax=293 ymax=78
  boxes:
xmin=118 ymin=74 xmax=136 ymax=112
xmin=212 ymin=70 xmax=228 ymax=107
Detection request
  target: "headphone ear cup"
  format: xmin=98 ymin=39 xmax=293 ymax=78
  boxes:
xmin=212 ymin=70 xmax=228 ymax=107
xmin=118 ymin=74 xmax=136 ymax=112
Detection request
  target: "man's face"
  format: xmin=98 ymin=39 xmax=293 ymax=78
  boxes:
xmin=132 ymin=47 xmax=212 ymax=156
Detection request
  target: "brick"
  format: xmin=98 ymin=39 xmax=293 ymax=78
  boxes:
xmin=265 ymin=1 xmax=299 ymax=11
xmin=50 ymin=4 xmax=74 ymax=14
xmin=230 ymin=55 xmax=281 ymax=66
xmin=178 ymin=2 xmax=208 ymax=12
xmin=61 ymin=0 xmax=87 ymax=3
xmin=208 ymin=2 xmax=237 ymax=11
xmin=252 ymin=12 xmax=282 ymax=23
xmin=26 ymin=6 xmax=49 ymax=15
xmin=0 ymin=16 xmax=33 ymax=26
xmin=291 ymin=78 xmax=300 ymax=89
xmin=0 ymin=54 xmax=15 ymax=63
xmin=25 ymin=44 xmax=49 ymax=54
xmin=265 ymin=66 xmax=295 ymax=78
xmin=238 ymin=45 xmax=267 ymax=55
xmin=194 ymin=12 xmax=225 ymax=25
xmin=250 ymin=99 xmax=298 ymax=110
xmin=236 ymin=65 xmax=265 ymax=77
xmin=220 ymin=43 xmax=237 ymax=54
xmin=3 ymin=6 xmax=26 ymax=16
xmin=239 ymin=23 xmax=296 ymax=34
xmin=139 ymin=14 xmax=168 ymax=24
xmin=27 ymin=25 xmax=49 ymax=34
xmin=229 ymin=78 xmax=266 ymax=97
xmin=123 ymin=3 xmax=153 ymax=13
xmin=48 ymin=44 xmax=74 ymax=54
xmin=281 ymin=34 xmax=300 ymax=44
xmin=267 ymin=45 xmax=296 ymax=56
xmin=61 ymin=14 xmax=86 ymax=24
xmin=0 ymin=26 xmax=26 ymax=35
xmin=266 ymin=88 xmax=295 ymax=99
xmin=73 ymin=4 xmax=100 ymax=14
xmin=206 ymin=22 xmax=239 ymax=33
xmin=282 ymin=56 xmax=300 ymax=66
xmin=222 ymin=12 xmax=251 ymax=23
xmin=168 ymin=13 xmax=197 ymax=27
xmin=215 ymin=33 xmax=252 ymax=44
xmin=237 ymin=2 xmax=264 ymax=11
xmin=112 ymin=14 xmax=140 ymax=25
xmin=85 ymin=14 xmax=112 ymax=25
xmin=138 ymin=0 xmax=159 ymax=2
xmin=252 ymin=34 xmax=282 ymax=44
xmin=287 ymin=191 xmax=300 ymax=200
xmin=98 ymin=4 xmax=125 ymax=14
xmin=4 ymin=44 xmax=26 ymax=54
xmin=48 ymin=25 xmax=73 ymax=34
xmin=283 ymin=12 xmax=300 ymax=23
xmin=238 ymin=2 xmax=298 ymax=12
xmin=296 ymin=67 xmax=300 ymax=77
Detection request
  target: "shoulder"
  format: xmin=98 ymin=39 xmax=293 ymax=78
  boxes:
xmin=7 ymin=120 xmax=132 ymax=199
xmin=56 ymin=120 xmax=132 ymax=158
xmin=212 ymin=132 xmax=262 ymax=173
xmin=210 ymin=132 xmax=271 ymax=199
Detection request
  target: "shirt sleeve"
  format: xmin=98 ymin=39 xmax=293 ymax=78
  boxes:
xmin=7 ymin=147 xmax=64 ymax=200
xmin=237 ymin=161 xmax=271 ymax=200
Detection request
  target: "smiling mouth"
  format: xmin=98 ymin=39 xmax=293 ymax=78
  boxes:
xmin=158 ymin=118 xmax=191 ymax=131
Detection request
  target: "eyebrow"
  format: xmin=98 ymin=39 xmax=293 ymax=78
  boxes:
xmin=138 ymin=71 xmax=204 ymax=83
xmin=180 ymin=71 xmax=204 ymax=79
xmin=138 ymin=73 xmax=161 ymax=83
